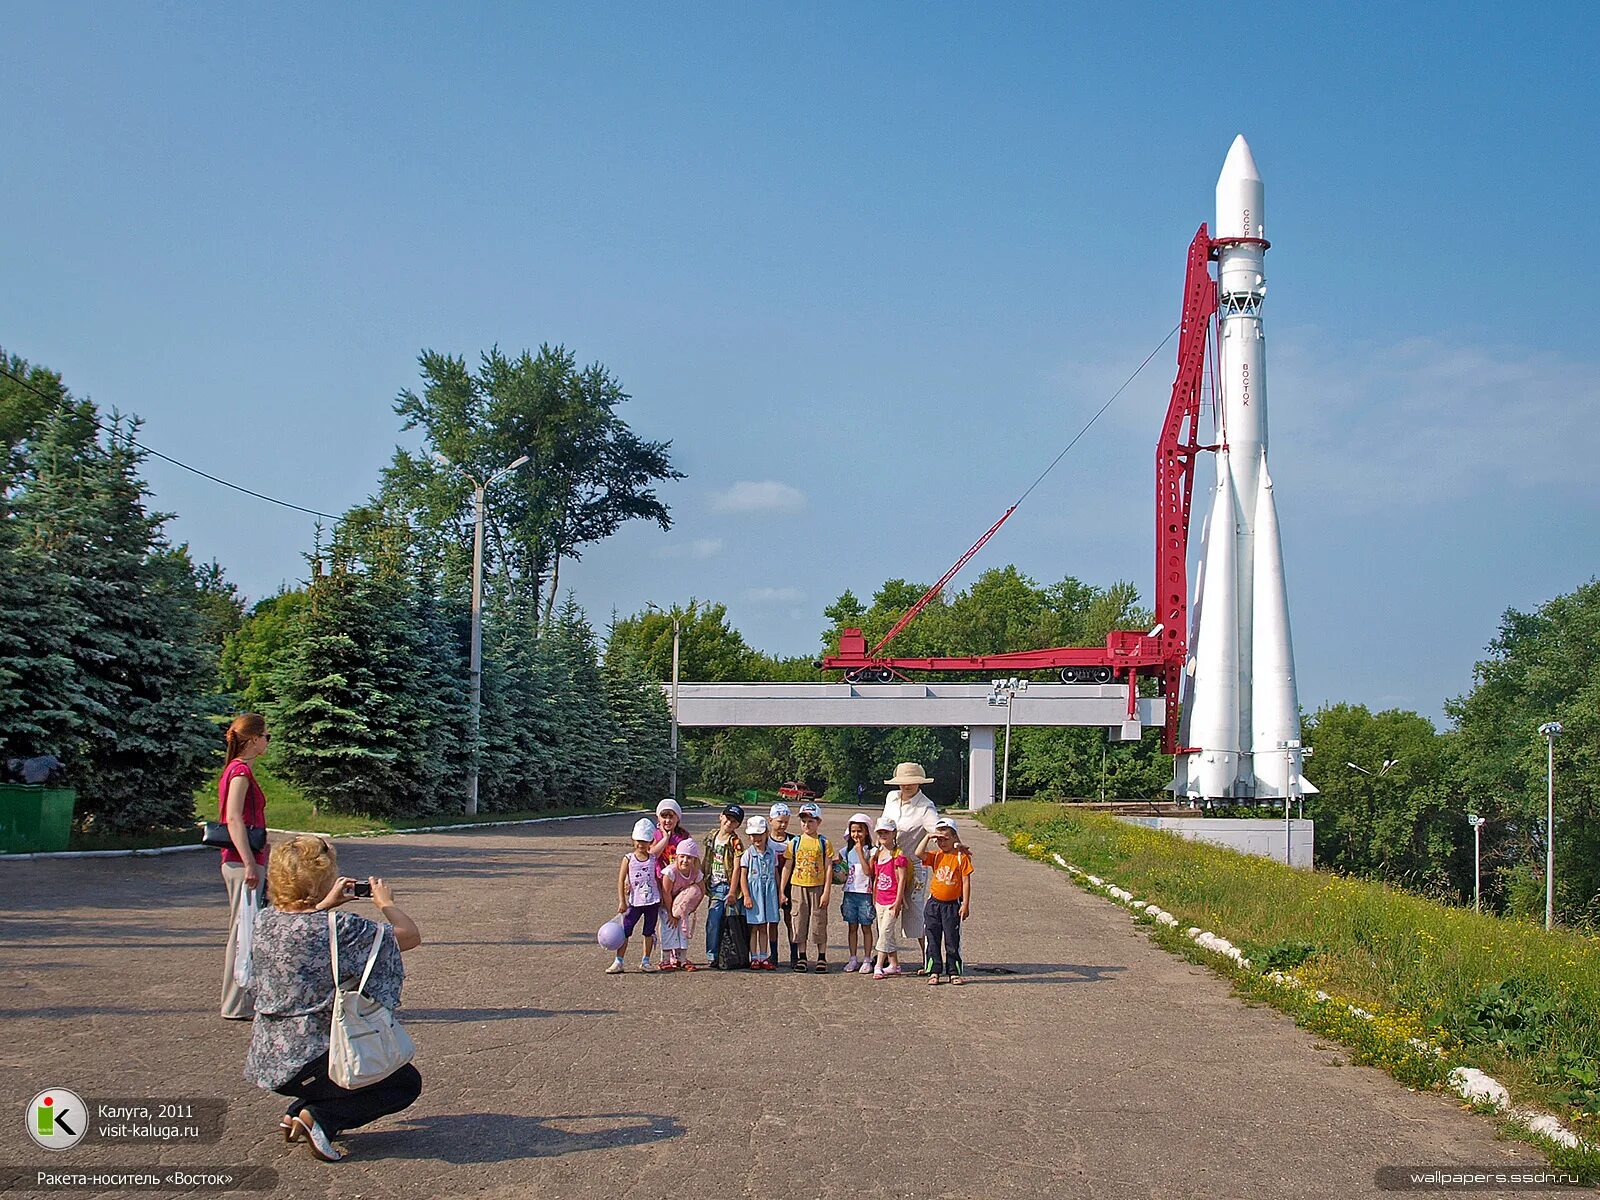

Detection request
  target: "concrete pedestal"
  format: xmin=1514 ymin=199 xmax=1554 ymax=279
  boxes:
xmin=968 ymin=726 xmax=997 ymax=811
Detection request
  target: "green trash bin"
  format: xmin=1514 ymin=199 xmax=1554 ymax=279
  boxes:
xmin=0 ymin=785 xmax=77 ymax=854
xmin=742 ymin=788 xmax=762 ymax=805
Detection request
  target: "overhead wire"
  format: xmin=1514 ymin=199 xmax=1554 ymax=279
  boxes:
xmin=0 ymin=362 xmax=341 ymax=520
xmin=1011 ymin=323 xmax=1180 ymax=508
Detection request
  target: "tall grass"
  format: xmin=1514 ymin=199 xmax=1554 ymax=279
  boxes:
xmin=980 ymin=802 xmax=1600 ymax=1145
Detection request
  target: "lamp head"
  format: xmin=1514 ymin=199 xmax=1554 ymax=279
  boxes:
xmin=1539 ymin=721 xmax=1563 ymax=739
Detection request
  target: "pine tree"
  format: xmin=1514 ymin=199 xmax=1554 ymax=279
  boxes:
xmin=601 ymin=641 xmax=671 ymax=807
xmin=6 ymin=405 xmax=218 ymax=829
xmin=270 ymin=566 xmax=397 ymax=813
xmin=542 ymin=596 xmax=617 ymax=809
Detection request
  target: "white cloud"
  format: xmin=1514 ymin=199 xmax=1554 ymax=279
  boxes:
xmin=746 ymin=586 xmax=805 ymax=605
xmin=653 ymin=537 xmax=724 ymax=561
xmin=1269 ymin=332 xmax=1596 ymax=510
xmin=710 ymin=480 xmax=807 ymax=515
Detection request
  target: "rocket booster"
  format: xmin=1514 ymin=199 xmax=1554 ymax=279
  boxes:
xmin=1177 ymin=136 xmax=1312 ymax=801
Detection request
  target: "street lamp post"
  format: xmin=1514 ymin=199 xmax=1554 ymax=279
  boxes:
xmin=1539 ymin=721 xmax=1562 ymax=930
xmin=647 ymin=604 xmax=682 ymax=800
xmin=1466 ymin=812 xmax=1486 ymax=912
xmin=989 ymin=678 xmax=1026 ymax=803
xmin=435 ymin=452 xmax=530 ymax=815
xmin=959 ymin=728 xmax=969 ymax=808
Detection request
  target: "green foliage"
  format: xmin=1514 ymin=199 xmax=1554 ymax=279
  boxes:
xmin=1436 ymin=979 xmax=1557 ymax=1055
xmin=601 ymin=644 xmax=673 ymax=806
xmin=220 ymin=590 xmax=311 ymax=712
xmin=604 ymin=600 xmax=759 ymax=681
xmin=1447 ymin=580 xmax=1600 ymax=925
xmin=381 ymin=345 xmax=681 ymax=623
xmin=1539 ymin=1053 xmax=1600 ymax=1119
xmin=1247 ymin=938 xmax=1322 ymax=973
xmin=0 ymin=356 xmax=221 ymax=831
xmin=1302 ymin=703 xmax=1461 ymax=893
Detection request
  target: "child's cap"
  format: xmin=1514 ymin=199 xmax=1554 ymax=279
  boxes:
xmin=676 ymin=838 xmax=701 ymax=860
xmin=745 ymin=814 xmax=769 ymax=835
xmin=655 ymin=798 xmax=682 ymax=817
xmin=874 ymin=816 xmax=897 ymax=833
xmin=768 ymin=802 xmax=791 ymax=819
xmin=631 ymin=817 xmax=656 ymax=842
xmin=934 ymin=817 xmax=958 ymax=834
xmin=722 ymin=803 xmax=745 ymax=824
xmin=798 ymin=801 xmax=822 ymax=819
xmin=848 ymin=812 xmax=871 ymax=828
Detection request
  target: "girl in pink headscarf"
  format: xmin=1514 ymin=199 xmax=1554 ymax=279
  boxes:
xmin=658 ymin=839 xmax=706 ymax=970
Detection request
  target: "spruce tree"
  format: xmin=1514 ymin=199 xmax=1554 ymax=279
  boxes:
xmin=271 ymin=565 xmax=397 ymax=813
xmin=601 ymin=645 xmax=672 ymax=807
xmin=6 ymin=405 xmax=217 ymax=829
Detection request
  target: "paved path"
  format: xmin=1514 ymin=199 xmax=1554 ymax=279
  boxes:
xmin=0 ymin=806 xmax=1552 ymax=1198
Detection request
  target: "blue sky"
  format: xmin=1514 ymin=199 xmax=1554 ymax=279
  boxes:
xmin=4 ymin=3 xmax=1597 ymax=722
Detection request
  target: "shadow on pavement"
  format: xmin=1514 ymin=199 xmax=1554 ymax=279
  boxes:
xmin=353 ymin=1111 xmax=684 ymax=1163
xmin=970 ymin=962 xmax=1127 ymax=984
xmin=402 ymin=1006 xmax=616 ymax=1022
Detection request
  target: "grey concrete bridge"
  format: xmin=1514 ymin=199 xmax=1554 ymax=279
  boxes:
xmin=665 ymin=681 xmax=1165 ymax=809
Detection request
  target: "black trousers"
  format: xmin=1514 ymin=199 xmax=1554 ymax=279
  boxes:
xmin=275 ymin=1052 xmax=422 ymax=1137
xmin=923 ymin=897 xmax=964 ymax=976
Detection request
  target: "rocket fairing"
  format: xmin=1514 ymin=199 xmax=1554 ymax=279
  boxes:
xmin=1176 ymin=136 xmax=1314 ymax=801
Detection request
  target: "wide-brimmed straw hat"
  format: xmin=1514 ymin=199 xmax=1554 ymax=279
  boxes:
xmin=884 ymin=762 xmax=934 ymax=786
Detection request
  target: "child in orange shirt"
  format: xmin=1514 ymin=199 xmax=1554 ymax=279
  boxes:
xmin=914 ymin=816 xmax=973 ymax=985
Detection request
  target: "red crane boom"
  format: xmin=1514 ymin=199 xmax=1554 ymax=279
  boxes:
xmin=821 ymin=225 xmax=1219 ymax=754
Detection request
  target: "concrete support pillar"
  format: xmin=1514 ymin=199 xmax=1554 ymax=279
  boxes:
xmin=967 ymin=726 xmax=997 ymax=811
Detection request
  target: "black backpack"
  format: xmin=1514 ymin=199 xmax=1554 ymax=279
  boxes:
xmin=716 ymin=902 xmax=751 ymax=970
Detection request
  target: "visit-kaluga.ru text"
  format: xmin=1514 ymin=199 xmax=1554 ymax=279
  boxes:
xmin=96 ymin=1123 xmax=201 ymax=1141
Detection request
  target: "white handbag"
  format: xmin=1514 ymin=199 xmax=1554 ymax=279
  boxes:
xmin=232 ymin=888 xmax=257 ymax=988
xmin=327 ymin=912 xmax=414 ymax=1089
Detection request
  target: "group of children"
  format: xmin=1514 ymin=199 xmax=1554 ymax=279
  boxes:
xmin=603 ymin=797 xmax=974 ymax=984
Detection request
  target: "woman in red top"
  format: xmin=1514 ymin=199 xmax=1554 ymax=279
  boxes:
xmin=219 ymin=712 xmax=271 ymax=1020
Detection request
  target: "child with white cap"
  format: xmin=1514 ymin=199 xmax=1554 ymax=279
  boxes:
xmin=767 ymin=802 xmax=798 ymax=968
xmin=840 ymin=812 xmax=877 ymax=973
xmin=607 ymin=817 xmax=663 ymax=974
xmin=915 ymin=817 xmax=974 ymax=985
xmin=649 ymin=798 xmax=686 ymax=876
xmin=736 ymin=814 xmax=782 ymax=969
xmin=658 ymin=838 xmax=705 ymax=971
xmin=867 ymin=816 xmax=912 ymax=979
xmin=781 ymin=801 xmax=838 ymax=972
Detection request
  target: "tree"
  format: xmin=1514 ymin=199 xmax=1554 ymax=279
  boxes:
xmin=1447 ymin=581 xmax=1600 ymax=922
xmin=1302 ymin=703 xmax=1459 ymax=892
xmin=601 ymin=642 xmax=673 ymax=807
xmin=604 ymin=600 xmax=759 ymax=682
xmin=3 ymin=394 xmax=218 ymax=830
xmin=220 ymin=590 xmax=311 ymax=712
xmin=190 ymin=557 xmax=246 ymax=651
xmin=381 ymin=346 xmax=681 ymax=622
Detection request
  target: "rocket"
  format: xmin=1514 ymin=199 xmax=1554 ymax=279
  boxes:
xmin=1175 ymin=136 xmax=1315 ymax=801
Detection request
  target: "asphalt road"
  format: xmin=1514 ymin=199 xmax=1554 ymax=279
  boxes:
xmin=0 ymin=805 xmax=1556 ymax=1198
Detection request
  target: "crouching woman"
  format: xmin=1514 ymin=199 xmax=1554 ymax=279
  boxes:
xmin=243 ymin=834 xmax=423 ymax=1162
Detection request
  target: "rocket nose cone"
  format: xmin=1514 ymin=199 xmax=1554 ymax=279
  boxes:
xmin=1219 ymin=135 xmax=1261 ymax=185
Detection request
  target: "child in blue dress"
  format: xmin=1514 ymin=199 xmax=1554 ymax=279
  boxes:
xmin=736 ymin=814 xmax=781 ymax=970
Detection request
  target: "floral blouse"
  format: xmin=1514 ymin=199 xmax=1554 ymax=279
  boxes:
xmin=244 ymin=907 xmax=405 ymax=1089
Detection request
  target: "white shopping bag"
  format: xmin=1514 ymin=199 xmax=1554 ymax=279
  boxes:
xmin=233 ymin=887 xmax=257 ymax=988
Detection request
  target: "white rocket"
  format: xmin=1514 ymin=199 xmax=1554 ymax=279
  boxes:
xmin=1175 ymin=136 xmax=1315 ymax=801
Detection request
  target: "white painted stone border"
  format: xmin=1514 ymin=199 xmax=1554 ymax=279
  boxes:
xmin=1023 ymin=844 xmax=1590 ymax=1154
xmin=0 ymin=805 xmax=716 ymax=862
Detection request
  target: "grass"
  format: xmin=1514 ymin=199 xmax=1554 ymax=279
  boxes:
xmin=51 ymin=766 xmax=714 ymax=853
xmin=979 ymin=801 xmax=1600 ymax=1170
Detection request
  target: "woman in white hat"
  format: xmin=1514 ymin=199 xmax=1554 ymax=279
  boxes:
xmin=881 ymin=762 xmax=939 ymax=970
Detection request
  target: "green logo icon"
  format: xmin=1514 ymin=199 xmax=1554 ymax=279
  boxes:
xmin=27 ymin=1089 xmax=87 ymax=1151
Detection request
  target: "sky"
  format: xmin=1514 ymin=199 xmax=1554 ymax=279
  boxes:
xmin=4 ymin=2 xmax=1597 ymax=724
